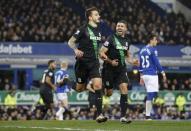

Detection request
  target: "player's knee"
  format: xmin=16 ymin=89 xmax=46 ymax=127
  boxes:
xmin=119 ymin=84 xmax=128 ymax=94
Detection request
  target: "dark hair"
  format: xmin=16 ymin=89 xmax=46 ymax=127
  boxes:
xmin=147 ymin=34 xmax=157 ymax=43
xmin=117 ymin=20 xmax=127 ymax=27
xmin=48 ymin=60 xmax=55 ymax=66
xmin=85 ymin=7 xmax=99 ymax=20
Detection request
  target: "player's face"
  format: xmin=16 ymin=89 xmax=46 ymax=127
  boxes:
xmin=51 ymin=62 xmax=57 ymax=70
xmin=116 ymin=23 xmax=127 ymax=36
xmin=61 ymin=62 xmax=68 ymax=70
xmin=89 ymin=10 xmax=100 ymax=24
xmin=152 ymin=37 xmax=158 ymax=46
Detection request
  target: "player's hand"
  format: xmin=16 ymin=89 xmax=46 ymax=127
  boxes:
xmin=132 ymin=59 xmax=139 ymax=66
xmin=111 ymin=59 xmax=119 ymax=66
xmin=53 ymin=85 xmax=57 ymax=91
xmin=100 ymin=53 xmax=108 ymax=60
xmin=74 ymin=49 xmax=84 ymax=58
xmin=140 ymin=78 xmax=144 ymax=86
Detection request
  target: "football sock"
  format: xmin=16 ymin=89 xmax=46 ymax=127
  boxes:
xmin=95 ymin=89 xmax=103 ymax=116
xmin=120 ymin=94 xmax=128 ymax=117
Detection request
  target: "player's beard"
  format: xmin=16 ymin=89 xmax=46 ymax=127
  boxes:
xmin=93 ymin=18 xmax=100 ymax=24
xmin=117 ymin=30 xmax=123 ymax=36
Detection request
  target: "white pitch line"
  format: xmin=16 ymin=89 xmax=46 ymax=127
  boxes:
xmin=0 ymin=126 xmax=119 ymax=131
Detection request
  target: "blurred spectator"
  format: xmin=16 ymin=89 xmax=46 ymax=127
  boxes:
xmin=175 ymin=93 xmax=186 ymax=112
xmin=4 ymin=78 xmax=12 ymax=91
xmin=74 ymin=0 xmax=190 ymax=45
xmin=4 ymin=87 xmax=17 ymax=107
xmin=0 ymin=103 xmax=191 ymax=120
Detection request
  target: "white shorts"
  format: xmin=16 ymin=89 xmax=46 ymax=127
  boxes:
xmin=56 ymin=93 xmax=68 ymax=101
xmin=142 ymin=75 xmax=159 ymax=92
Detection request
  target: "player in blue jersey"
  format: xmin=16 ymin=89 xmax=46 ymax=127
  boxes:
xmin=139 ymin=34 xmax=167 ymax=120
xmin=55 ymin=61 xmax=71 ymax=120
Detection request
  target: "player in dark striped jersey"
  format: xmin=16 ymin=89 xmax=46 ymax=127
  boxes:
xmin=68 ymin=7 xmax=107 ymax=123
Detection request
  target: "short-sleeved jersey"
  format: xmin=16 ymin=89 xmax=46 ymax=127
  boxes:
xmin=73 ymin=24 xmax=102 ymax=62
xmin=103 ymin=34 xmax=131 ymax=68
xmin=41 ymin=69 xmax=55 ymax=88
xmin=55 ymin=69 xmax=70 ymax=93
xmin=139 ymin=45 xmax=163 ymax=75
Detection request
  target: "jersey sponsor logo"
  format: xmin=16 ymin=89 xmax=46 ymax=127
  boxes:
xmin=116 ymin=45 xmax=128 ymax=50
xmin=90 ymin=36 xmax=101 ymax=41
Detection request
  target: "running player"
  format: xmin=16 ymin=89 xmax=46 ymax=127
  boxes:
xmin=55 ymin=61 xmax=71 ymax=120
xmin=40 ymin=60 xmax=57 ymax=119
xmin=139 ymin=34 xmax=167 ymax=120
xmin=68 ymin=7 xmax=107 ymax=123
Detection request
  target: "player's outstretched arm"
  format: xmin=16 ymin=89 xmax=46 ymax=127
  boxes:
xmin=126 ymin=51 xmax=139 ymax=66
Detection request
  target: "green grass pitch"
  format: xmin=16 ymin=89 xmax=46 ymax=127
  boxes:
xmin=0 ymin=120 xmax=191 ymax=131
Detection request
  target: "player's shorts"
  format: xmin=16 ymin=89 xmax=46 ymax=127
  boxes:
xmin=39 ymin=86 xmax=53 ymax=106
xmin=75 ymin=60 xmax=101 ymax=84
xmin=102 ymin=66 xmax=129 ymax=89
xmin=142 ymin=75 xmax=159 ymax=92
xmin=56 ymin=93 xmax=68 ymax=101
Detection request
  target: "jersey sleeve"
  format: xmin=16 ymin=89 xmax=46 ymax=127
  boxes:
xmin=103 ymin=36 xmax=113 ymax=48
xmin=151 ymin=48 xmax=164 ymax=73
xmin=72 ymin=26 xmax=85 ymax=41
xmin=47 ymin=71 xmax=53 ymax=77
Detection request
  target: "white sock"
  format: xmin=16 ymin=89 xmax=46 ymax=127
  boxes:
xmin=146 ymin=100 xmax=152 ymax=117
xmin=56 ymin=107 xmax=65 ymax=120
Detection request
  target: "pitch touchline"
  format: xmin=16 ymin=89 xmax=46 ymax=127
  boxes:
xmin=0 ymin=126 xmax=119 ymax=131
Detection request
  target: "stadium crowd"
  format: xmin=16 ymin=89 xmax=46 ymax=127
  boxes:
xmin=0 ymin=0 xmax=190 ymax=45
xmin=0 ymin=103 xmax=191 ymax=120
xmin=160 ymin=78 xmax=191 ymax=91
xmin=0 ymin=76 xmax=191 ymax=91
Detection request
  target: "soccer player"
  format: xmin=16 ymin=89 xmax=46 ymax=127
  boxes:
xmin=139 ymin=34 xmax=167 ymax=120
xmin=40 ymin=60 xmax=57 ymax=119
xmin=68 ymin=7 xmax=107 ymax=123
xmin=55 ymin=61 xmax=71 ymax=120
xmin=99 ymin=20 xmax=138 ymax=123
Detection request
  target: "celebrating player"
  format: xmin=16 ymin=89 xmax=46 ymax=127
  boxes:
xmin=100 ymin=20 xmax=138 ymax=123
xmin=68 ymin=7 xmax=107 ymax=123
